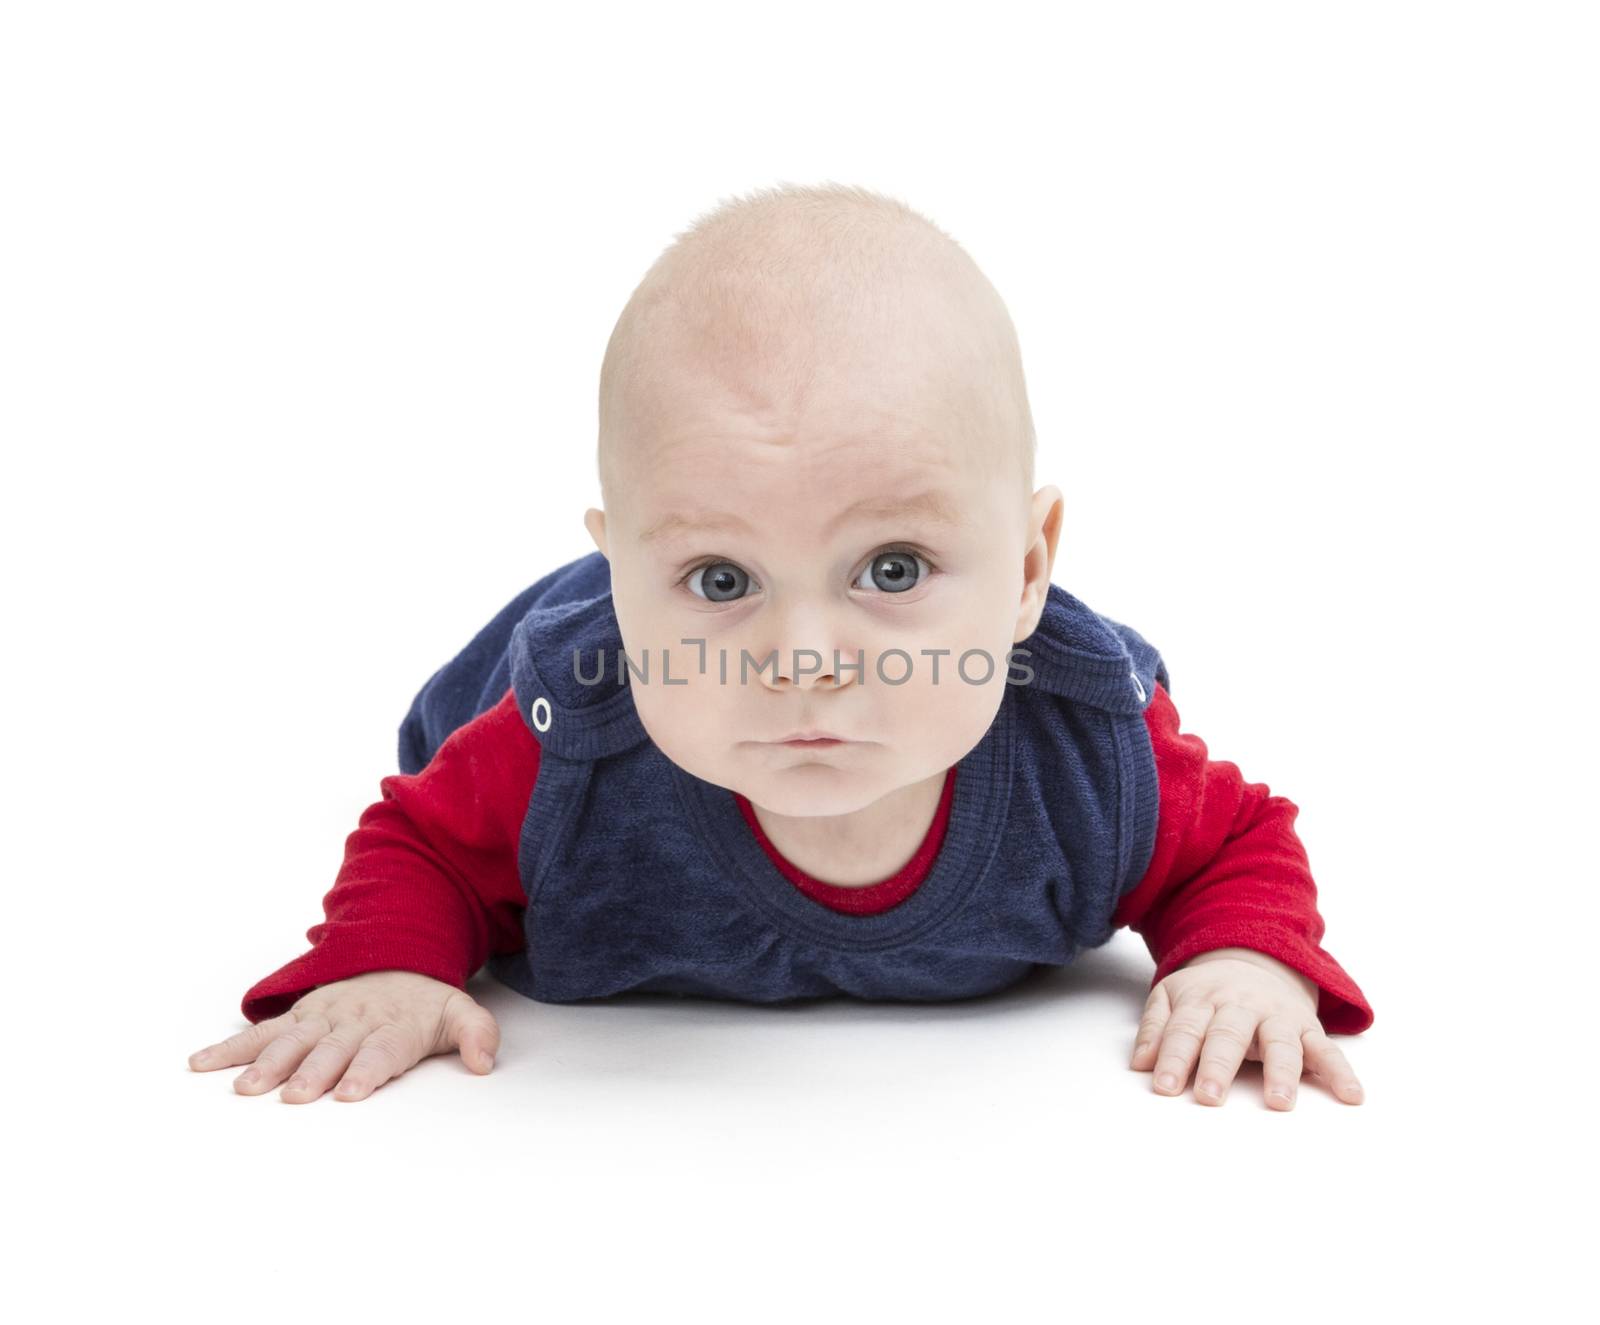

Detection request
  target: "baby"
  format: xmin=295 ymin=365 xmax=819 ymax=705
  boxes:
xmin=189 ymin=182 xmax=1371 ymax=1110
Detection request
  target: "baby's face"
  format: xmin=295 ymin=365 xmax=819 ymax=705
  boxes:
xmin=591 ymin=351 xmax=1047 ymax=819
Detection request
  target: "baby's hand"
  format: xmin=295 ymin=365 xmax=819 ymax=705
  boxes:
xmin=187 ymin=970 xmax=500 ymax=1103
xmin=1128 ymin=947 xmax=1365 ymax=1110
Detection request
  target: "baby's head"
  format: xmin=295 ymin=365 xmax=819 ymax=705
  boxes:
xmin=586 ymin=182 xmax=1063 ymax=817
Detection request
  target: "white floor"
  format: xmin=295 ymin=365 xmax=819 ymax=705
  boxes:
xmin=20 ymin=926 xmax=1557 ymax=1323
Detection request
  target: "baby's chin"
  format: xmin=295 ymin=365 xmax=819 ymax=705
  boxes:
xmin=733 ymin=762 xmax=893 ymax=819
xmin=664 ymin=741 xmax=901 ymax=818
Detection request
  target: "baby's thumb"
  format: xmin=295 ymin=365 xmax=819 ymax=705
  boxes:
xmin=442 ymin=993 xmax=500 ymax=1073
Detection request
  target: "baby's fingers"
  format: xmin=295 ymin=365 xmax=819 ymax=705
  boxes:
xmin=1191 ymin=1004 xmax=1258 ymax=1106
xmin=1149 ymin=1002 xmax=1214 ymax=1097
xmin=330 ymin=1023 xmax=423 ymax=1103
xmin=232 ymin=1011 xmax=333 ymax=1095
xmin=1129 ymin=983 xmax=1173 ymax=1070
xmin=1302 ymin=1026 xmax=1365 ymax=1104
xmin=188 ymin=1014 xmax=297 ymax=1072
xmin=278 ymin=1024 xmax=365 ymax=1104
xmin=1256 ymin=1016 xmax=1307 ymax=1110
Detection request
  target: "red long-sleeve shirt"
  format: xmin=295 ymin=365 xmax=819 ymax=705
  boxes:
xmin=241 ymin=681 xmax=1374 ymax=1034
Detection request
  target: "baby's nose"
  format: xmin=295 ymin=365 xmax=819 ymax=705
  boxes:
xmin=774 ymin=653 xmax=850 ymax=690
xmin=761 ymin=614 xmax=854 ymax=690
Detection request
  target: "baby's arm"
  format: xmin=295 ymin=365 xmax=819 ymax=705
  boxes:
xmin=1112 ymin=681 xmax=1371 ymax=1108
xmin=188 ymin=687 xmax=540 ymax=1101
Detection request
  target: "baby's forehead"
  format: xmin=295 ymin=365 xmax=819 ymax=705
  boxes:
xmin=630 ymin=399 xmax=981 ymax=492
xmin=637 ymin=332 xmax=992 ymax=458
xmin=620 ymin=423 xmax=1005 ymax=552
xmin=607 ymin=354 xmax=1025 ymax=542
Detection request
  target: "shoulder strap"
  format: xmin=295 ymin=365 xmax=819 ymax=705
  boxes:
xmin=1012 ymin=584 xmax=1170 ymax=712
xmin=397 ymin=550 xmax=633 ymax=772
xmin=507 ymin=589 xmax=651 ymax=761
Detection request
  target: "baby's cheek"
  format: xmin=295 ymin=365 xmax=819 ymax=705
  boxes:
xmin=634 ymin=680 xmax=725 ymax=762
xmin=925 ymin=660 xmax=1008 ymax=752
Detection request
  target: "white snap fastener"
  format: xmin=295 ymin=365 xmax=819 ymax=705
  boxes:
xmin=1130 ymin=672 xmax=1146 ymax=703
xmin=530 ymin=696 xmax=552 ymax=732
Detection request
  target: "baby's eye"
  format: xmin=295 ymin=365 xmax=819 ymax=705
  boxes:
xmin=854 ymin=548 xmax=929 ymax=594
xmin=687 ymin=560 xmax=756 ymax=602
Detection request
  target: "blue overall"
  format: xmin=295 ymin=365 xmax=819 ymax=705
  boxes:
xmin=399 ymin=551 xmax=1170 ymax=1004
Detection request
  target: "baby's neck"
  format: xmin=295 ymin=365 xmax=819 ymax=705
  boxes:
xmin=748 ymin=768 xmax=949 ymax=886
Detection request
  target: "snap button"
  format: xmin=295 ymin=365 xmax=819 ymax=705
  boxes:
xmin=1130 ymin=672 xmax=1147 ymax=703
xmin=530 ymin=696 xmax=552 ymax=733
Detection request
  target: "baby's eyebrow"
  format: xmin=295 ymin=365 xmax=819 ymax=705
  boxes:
xmin=638 ymin=510 xmax=754 ymax=544
xmin=823 ymin=489 xmax=962 ymax=536
xmin=638 ymin=490 xmax=961 ymax=546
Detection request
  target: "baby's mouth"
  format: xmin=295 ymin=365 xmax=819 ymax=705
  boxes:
xmin=768 ymin=728 xmax=850 ymax=746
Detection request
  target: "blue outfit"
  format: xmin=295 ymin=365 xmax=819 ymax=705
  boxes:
xmin=399 ymin=550 xmax=1170 ymax=1004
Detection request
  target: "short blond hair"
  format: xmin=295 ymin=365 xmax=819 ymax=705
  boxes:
xmin=597 ymin=180 xmax=1036 ymax=510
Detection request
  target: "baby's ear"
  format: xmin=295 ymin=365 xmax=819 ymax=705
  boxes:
xmin=1014 ymin=485 xmax=1063 ymax=641
xmin=584 ymin=507 xmax=609 ymax=559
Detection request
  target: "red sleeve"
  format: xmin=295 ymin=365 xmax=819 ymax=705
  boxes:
xmin=1111 ymin=681 xmax=1374 ymax=1035
xmin=240 ymin=687 xmax=540 ymax=1023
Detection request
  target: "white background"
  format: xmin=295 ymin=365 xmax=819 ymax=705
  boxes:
xmin=5 ymin=2 xmax=1593 ymax=1321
